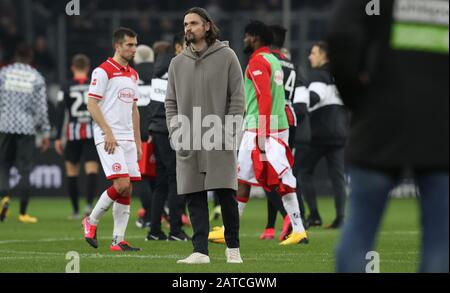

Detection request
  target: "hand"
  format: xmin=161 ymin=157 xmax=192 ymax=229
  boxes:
xmin=40 ymin=137 xmax=50 ymax=152
xmin=104 ymin=130 xmax=118 ymax=154
xmin=147 ymin=134 xmax=152 ymax=144
xmin=55 ymin=139 xmax=64 ymax=156
xmin=256 ymin=135 xmax=267 ymax=153
xmin=136 ymin=144 xmax=143 ymax=161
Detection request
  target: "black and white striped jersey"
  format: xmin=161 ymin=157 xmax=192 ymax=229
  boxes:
xmin=0 ymin=63 xmax=50 ymax=136
xmin=56 ymin=77 xmax=94 ymax=141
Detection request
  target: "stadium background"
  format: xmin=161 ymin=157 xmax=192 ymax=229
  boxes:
xmin=0 ymin=0 xmax=417 ymax=198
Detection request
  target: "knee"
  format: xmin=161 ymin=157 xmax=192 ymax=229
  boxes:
xmin=114 ymin=181 xmax=131 ymax=196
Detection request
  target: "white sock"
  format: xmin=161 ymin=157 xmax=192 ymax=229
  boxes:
xmin=112 ymin=202 xmax=130 ymax=245
xmin=237 ymin=201 xmax=247 ymax=218
xmin=281 ymin=193 xmax=305 ymax=233
xmin=89 ymin=190 xmax=114 ymax=225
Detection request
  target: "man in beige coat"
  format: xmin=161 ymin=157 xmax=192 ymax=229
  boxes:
xmin=165 ymin=7 xmax=245 ymax=264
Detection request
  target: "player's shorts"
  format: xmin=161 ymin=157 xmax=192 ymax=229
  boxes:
xmin=64 ymin=139 xmax=99 ymax=164
xmin=237 ymin=129 xmax=296 ymax=192
xmin=96 ymin=140 xmax=141 ymax=181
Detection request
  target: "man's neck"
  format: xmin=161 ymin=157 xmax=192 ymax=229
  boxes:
xmin=112 ymin=54 xmax=128 ymax=67
xmin=73 ymin=72 xmax=88 ymax=79
xmin=191 ymin=40 xmax=208 ymax=53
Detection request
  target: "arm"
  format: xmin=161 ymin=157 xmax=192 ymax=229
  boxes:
xmin=225 ymin=51 xmax=245 ymax=147
xmin=247 ymin=55 xmax=273 ymax=137
xmin=307 ymin=70 xmax=328 ymax=109
xmin=132 ymin=102 xmax=142 ymax=161
xmin=33 ymin=79 xmax=51 ymax=152
xmin=54 ymin=90 xmax=66 ymax=156
xmin=87 ymin=97 xmax=117 ymax=154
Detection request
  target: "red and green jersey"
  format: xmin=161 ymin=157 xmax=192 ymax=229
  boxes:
xmin=244 ymin=46 xmax=288 ymax=135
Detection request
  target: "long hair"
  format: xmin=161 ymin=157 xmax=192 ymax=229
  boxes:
xmin=184 ymin=7 xmax=220 ymax=46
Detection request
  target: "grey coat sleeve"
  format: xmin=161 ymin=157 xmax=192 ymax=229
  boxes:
xmin=164 ymin=60 xmax=178 ymax=138
xmin=226 ymin=51 xmax=245 ymax=118
xmin=224 ymin=50 xmax=245 ymax=148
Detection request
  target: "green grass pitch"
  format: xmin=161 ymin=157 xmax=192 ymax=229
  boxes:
xmin=0 ymin=196 xmax=420 ymax=273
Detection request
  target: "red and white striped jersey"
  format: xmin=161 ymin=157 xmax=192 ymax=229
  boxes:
xmin=56 ymin=77 xmax=94 ymax=141
xmin=88 ymin=57 xmax=139 ymax=145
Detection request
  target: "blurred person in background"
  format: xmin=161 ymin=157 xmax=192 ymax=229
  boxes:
xmin=145 ymin=39 xmax=190 ymax=241
xmin=133 ymin=44 xmax=155 ymax=229
xmin=297 ymin=41 xmax=349 ymax=229
xmin=0 ymin=44 xmax=50 ymax=223
xmin=33 ymin=35 xmax=55 ymax=81
xmin=329 ymin=0 xmax=449 ymax=272
xmin=55 ymin=54 xmax=99 ymax=220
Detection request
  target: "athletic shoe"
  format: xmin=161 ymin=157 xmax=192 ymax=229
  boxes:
xmin=168 ymin=230 xmax=191 ymax=241
xmin=145 ymin=231 xmax=168 ymax=241
xmin=0 ymin=196 xmax=10 ymax=222
xmin=305 ymin=215 xmax=322 ymax=227
xmin=225 ymin=248 xmax=243 ymax=263
xmin=208 ymin=226 xmax=225 ymax=244
xmin=135 ymin=218 xmax=151 ymax=229
xmin=259 ymin=228 xmax=275 ymax=240
xmin=68 ymin=213 xmax=81 ymax=221
xmin=279 ymin=215 xmax=292 ymax=241
xmin=325 ymin=217 xmax=343 ymax=229
xmin=177 ymin=252 xmax=210 ymax=264
xmin=82 ymin=217 xmax=98 ymax=248
xmin=110 ymin=241 xmax=141 ymax=252
xmin=18 ymin=214 xmax=38 ymax=224
xmin=279 ymin=231 xmax=309 ymax=245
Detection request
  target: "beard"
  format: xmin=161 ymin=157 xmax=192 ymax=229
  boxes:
xmin=243 ymin=44 xmax=253 ymax=54
xmin=185 ymin=32 xmax=196 ymax=45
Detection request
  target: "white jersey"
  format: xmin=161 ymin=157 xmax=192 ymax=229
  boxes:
xmin=88 ymin=57 xmax=139 ymax=145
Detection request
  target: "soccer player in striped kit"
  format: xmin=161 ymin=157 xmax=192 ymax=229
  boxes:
xmin=55 ymin=54 xmax=100 ymax=220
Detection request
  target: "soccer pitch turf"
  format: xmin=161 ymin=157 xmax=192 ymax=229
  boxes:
xmin=0 ymin=197 xmax=420 ymax=273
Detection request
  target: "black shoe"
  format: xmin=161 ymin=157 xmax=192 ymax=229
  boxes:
xmin=305 ymin=215 xmax=322 ymax=227
xmin=168 ymin=230 xmax=191 ymax=241
xmin=136 ymin=218 xmax=151 ymax=229
xmin=146 ymin=231 xmax=167 ymax=241
xmin=325 ymin=218 xmax=343 ymax=229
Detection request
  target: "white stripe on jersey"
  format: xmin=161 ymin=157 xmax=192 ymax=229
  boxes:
xmin=74 ymin=123 xmax=81 ymax=140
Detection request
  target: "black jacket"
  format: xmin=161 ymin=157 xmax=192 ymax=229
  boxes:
xmin=307 ymin=63 xmax=349 ymax=146
xmin=293 ymin=69 xmax=312 ymax=145
xmin=135 ymin=62 xmax=154 ymax=141
xmin=148 ymin=53 xmax=173 ymax=134
xmin=328 ymin=0 xmax=449 ymax=169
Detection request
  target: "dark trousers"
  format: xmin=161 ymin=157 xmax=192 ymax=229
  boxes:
xmin=185 ymin=189 xmax=240 ymax=255
xmin=0 ymin=133 xmax=35 ymax=215
xmin=296 ymin=144 xmax=347 ymax=220
xmin=133 ymin=177 xmax=155 ymax=223
xmin=336 ymin=167 xmax=449 ymax=272
xmin=150 ymin=132 xmax=185 ymax=235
